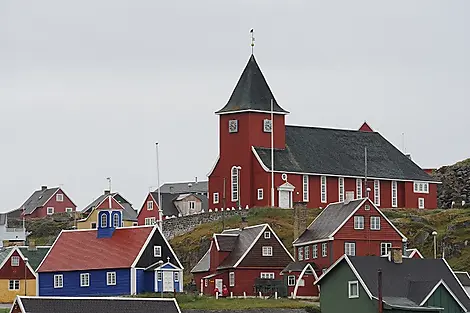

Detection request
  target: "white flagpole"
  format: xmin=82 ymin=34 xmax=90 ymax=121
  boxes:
xmin=156 ymin=143 xmax=162 ymax=230
xmin=271 ymin=99 xmax=275 ymax=207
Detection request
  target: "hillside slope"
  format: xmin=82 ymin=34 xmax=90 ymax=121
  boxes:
xmin=432 ymin=158 xmax=470 ymax=208
xmin=170 ymin=207 xmax=470 ymax=283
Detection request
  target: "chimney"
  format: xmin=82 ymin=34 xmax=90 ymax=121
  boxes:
xmin=240 ymin=216 xmax=248 ymax=229
xmin=293 ymin=202 xmax=308 ymax=241
xmin=389 ymin=247 xmax=403 ymax=264
xmin=28 ymin=239 xmax=37 ymax=251
xmin=41 ymin=185 xmax=47 ymax=191
xmin=195 ymin=176 xmax=198 ymax=183
xmin=345 ymin=191 xmax=355 ymax=203
xmin=169 ymin=186 xmax=174 ymax=194
xmin=104 ymin=190 xmax=110 ymax=195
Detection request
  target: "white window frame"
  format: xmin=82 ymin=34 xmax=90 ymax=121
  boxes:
xmin=322 ymin=243 xmax=327 ymax=257
xmin=297 ymin=247 xmax=304 ymax=261
xmin=391 ymin=181 xmax=398 ymax=208
xmin=260 ymin=272 xmax=275 ymax=279
xmin=56 ymin=194 xmax=64 ymax=202
xmin=65 ymin=207 xmax=73 ymax=213
xmin=257 ymin=188 xmax=264 ymax=200
xmin=356 ymin=179 xmax=362 ymax=199
xmin=8 ymin=280 xmax=20 ymax=291
xmin=174 ymin=272 xmax=179 ymax=282
xmin=101 ymin=213 xmax=107 ymax=228
xmin=288 ymin=275 xmax=296 ymax=286
xmin=414 ymin=182 xmax=429 ymax=194
xmin=231 ymin=166 xmax=239 ymax=202
xmin=354 ymin=216 xmax=364 ymax=230
xmin=228 ymin=119 xmax=238 ymax=133
xmin=364 ymin=204 xmax=370 ymax=211
xmin=145 ymin=217 xmax=156 ymax=225
xmin=263 ymin=119 xmax=272 ymax=133
xmin=312 ymin=244 xmax=318 ymax=259
xmin=304 ymin=245 xmax=310 ymax=260
xmin=338 ymin=177 xmax=345 ymax=202
xmin=321 ymin=176 xmax=327 ymax=203
xmin=147 ymin=201 xmax=153 ymax=210
xmin=113 ymin=214 xmax=120 ymax=228
xmin=107 ymin=272 xmax=116 ymax=286
xmin=54 ymin=274 xmax=63 ymax=288
xmin=264 ymin=231 xmax=271 ymax=239
xmin=11 ymin=256 xmax=20 ymax=267
xmin=418 ymin=198 xmax=425 ymax=209
xmin=229 ymin=272 xmax=235 ymax=287
xmin=302 ymin=175 xmax=309 ymax=202
xmin=348 ymin=281 xmax=359 ymax=298
xmin=380 ymin=242 xmax=392 ymax=256
xmin=262 ymin=246 xmax=273 ymax=257
xmin=374 ymin=180 xmax=380 ymax=206
xmin=47 ymin=207 xmax=54 ymax=215
xmin=213 ymin=192 xmax=219 ymax=204
xmin=370 ymin=216 xmax=381 ymax=230
xmin=188 ymin=201 xmax=196 ymax=210
xmin=157 ymin=271 xmax=162 ymax=281
xmin=91 ymin=222 xmax=97 ymax=229
xmin=80 ymin=273 xmax=90 ymax=287
xmin=344 ymin=242 xmax=356 ymax=256
xmin=154 ymin=245 xmax=162 ymax=257
xmin=204 ymin=279 xmax=208 ymax=287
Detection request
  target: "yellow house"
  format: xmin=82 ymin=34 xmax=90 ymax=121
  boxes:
xmin=0 ymin=245 xmax=50 ymax=303
xmin=78 ymin=191 xmax=138 ymax=230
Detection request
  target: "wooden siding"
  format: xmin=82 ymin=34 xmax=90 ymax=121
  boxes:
xmin=137 ymin=194 xmax=160 ymax=225
xmin=29 ymin=189 xmax=76 ymax=218
xmin=425 ymin=284 xmax=465 ymax=313
xmin=0 ymin=250 xmax=35 ymax=279
xmin=174 ymin=194 xmax=203 ymax=216
xmin=0 ymin=279 xmax=36 ymax=303
xmin=135 ymin=228 xmax=181 ymax=269
xmin=77 ymin=209 xmax=134 ymax=230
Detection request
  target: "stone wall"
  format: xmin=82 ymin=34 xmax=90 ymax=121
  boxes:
xmin=162 ymin=208 xmax=248 ymax=240
xmin=183 ymin=309 xmax=313 ymax=313
xmin=432 ymin=159 xmax=470 ymax=209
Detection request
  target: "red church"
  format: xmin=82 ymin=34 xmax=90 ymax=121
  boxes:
xmin=207 ymin=54 xmax=438 ymax=210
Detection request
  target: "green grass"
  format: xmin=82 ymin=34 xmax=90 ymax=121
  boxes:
xmin=0 ymin=308 xmax=9 ymax=313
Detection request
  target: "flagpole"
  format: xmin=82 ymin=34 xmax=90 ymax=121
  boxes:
xmin=271 ymin=99 xmax=275 ymax=207
xmin=156 ymin=143 xmax=162 ymax=230
xmin=364 ymin=147 xmax=368 ymax=198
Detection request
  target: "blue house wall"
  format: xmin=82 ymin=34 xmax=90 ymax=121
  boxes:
xmin=136 ymin=269 xmax=146 ymax=294
xmin=39 ymin=268 xmax=131 ymax=296
xmin=143 ymin=271 xmax=155 ymax=294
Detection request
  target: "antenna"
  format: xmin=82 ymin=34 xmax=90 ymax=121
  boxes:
xmin=106 ymin=177 xmax=112 ymax=192
xmin=402 ymin=132 xmax=406 ymax=153
xmin=250 ymin=28 xmax=255 ymax=54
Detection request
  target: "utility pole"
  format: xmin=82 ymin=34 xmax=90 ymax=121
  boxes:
xmin=156 ymin=143 xmax=162 ymax=230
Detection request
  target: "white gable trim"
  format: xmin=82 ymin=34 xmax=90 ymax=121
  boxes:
xmin=326 ymin=198 xmax=367 ymax=238
xmin=419 ymin=279 xmax=468 ymax=312
xmin=252 ymin=147 xmax=271 ymax=172
xmin=56 ymin=187 xmax=78 ymax=209
xmin=206 ymin=155 xmax=220 ymax=177
xmin=277 ymin=182 xmax=295 ymax=191
xmin=404 ymin=248 xmax=424 ymax=259
xmin=444 ymin=258 xmax=470 ymax=301
xmin=266 ymin=224 xmax=295 ymax=262
xmin=16 ymin=248 xmax=38 ymax=278
xmin=213 ymin=234 xmax=220 ymax=251
xmin=12 ymin=296 xmax=25 ymax=313
xmin=36 ymin=230 xmax=65 ymax=272
xmin=216 ymin=109 xmax=289 ymax=116
xmin=26 ymin=188 xmax=61 ymax=215
xmin=232 ymin=225 xmax=267 ymax=268
xmin=191 ymin=244 xmax=212 ymax=273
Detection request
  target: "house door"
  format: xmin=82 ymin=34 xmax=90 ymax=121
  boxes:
xmin=279 ymin=190 xmax=291 ymax=208
xmin=215 ymin=279 xmax=223 ymax=294
xmin=163 ymin=271 xmax=174 ymax=292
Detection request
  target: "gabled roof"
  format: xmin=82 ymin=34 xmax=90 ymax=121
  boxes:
xmin=293 ymin=198 xmax=406 ymax=246
xmin=316 ymin=255 xmax=470 ymax=312
xmin=404 ymin=248 xmax=424 ymax=259
xmin=214 ymin=234 xmax=238 ymax=252
xmin=37 ymin=226 xmax=154 ymax=272
xmin=254 ymin=125 xmax=437 ymax=182
xmin=455 ymin=272 xmax=470 ymax=287
xmin=215 ymin=55 xmax=288 ymax=115
xmin=281 ymin=261 xmax=319 ymax=273
xmin=18 ymin=246 xmax=51 ymax=270
xmin=156 ymin=181 xmax=208 ymax=194
xmin=12 ymin=296 xmax=181 ymax=313
xmin=82 ymin=192 xmax=137 ymax=221
xmin=150 ymin=192 xmax=209 ymax=217
xmin=190 ymin=244 xmax=211 ymax=274
xmin=18 ymin=187 xmax=64 ymax=215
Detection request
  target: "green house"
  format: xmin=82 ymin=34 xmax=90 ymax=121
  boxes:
xmin=315 ymin=250 xmax=470 ymax=313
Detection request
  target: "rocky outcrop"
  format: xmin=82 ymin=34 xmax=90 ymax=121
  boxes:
xmin=432 ymin=159 xmax=470 ymax=209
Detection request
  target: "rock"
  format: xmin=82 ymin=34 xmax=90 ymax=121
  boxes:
xmin=414 ymin=230 xmax=430 ymax=246
xmin=432 ymin=159 xmax=470 ymax=208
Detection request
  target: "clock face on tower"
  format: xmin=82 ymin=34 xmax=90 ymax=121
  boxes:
xmin=229 ymin=120 xmax=238 ymax=133
xmin=263 ymin=119 xmax=272 ymax=133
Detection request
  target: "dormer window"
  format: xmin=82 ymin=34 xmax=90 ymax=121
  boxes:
xmin=56 ymin=194 xmax=64 ymax=202
xmin=154 ymin=246 xmax=162 ymax=257
xmin=101 ymin=214 xmax=107 ymax=228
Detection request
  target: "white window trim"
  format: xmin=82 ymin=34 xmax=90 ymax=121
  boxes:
xmin=54 ymin=274 xmax=63 ymax=289
xmin=354 ymin=216 xmax=364 ymax=230
xmin=345 ymin=242 xmax=356 ymax=256
xmin=101 ymin=214 xmax=107 ymax=228
xmin=263 ymin=119 xmax=272 ymax=133
xmin=374 ymin=180 xmax=380 ymax=206
xmin=262 ymin=246 xmax=273 ymax=257
xmin=8 ymin=280 xmax=20 ymax=291
xmin=47 ymin=207 xmax=54 ymax=215
xmin=391 ymin=181 xmax=398 ymax=208
xmin=338 ymin=177 xmax=345 ymax=202
xmin=302 ymin=175 xmax=309 ymax=202
xmin=370 ymin=216 xmax=381 ymax=230
xmin=147 ymin=201 xmax=153 ymax=210
xmin=312 ymin=244 xmax=318 ymax=259
xmin=154 ymin=245 xmax=162 ymax=257
xmin=113 ymin=214 xmax=120 ymax=228
xmin=228 ymin=119 xmax=238 ymax=133
xmin=188 ymin=201 xmax=196 ymax=210
xmin=298 ymin=247 xmax=304 ymax=261
xmin=381 ymin=242 xmax=392 ymax=256
xmin=413 ymin=181 xmax=429 ymax=194
xmin=322 ymin=243 xmax=327 ymax=257
xmin=65 ymin=207 xmax=73 ymax=213
xmin=321 ymin=176 xmax=327 ymax=203
xmin=287 ymin=275 xmax=296 ymax=286
xmin=348 ymin=281 xmax=359 ymax=298
xmin=231 ymin=166 xmax=239 ymax=202
xmin=157 ymin=271 xmax=162 ymax=281
xmin=264 ymin=231 xmax=271 ymax=239
xmin=174 ymin=272 xmax=179 ymax=282
xmin=229 ymin=272 xmax=235 ymax=287
xmin=260 ymin=272 xmax=275 ymax=279
xmin=80 ymin=273 xmax=90 ymax=287
xmin=204 ymin=279 xmax=208 ymax=287
xmin=257 ymin=188 xmax=264 ymax=200
xmin=107 ymin=272 xmax=117 ymax=286
xmin=11 ymin=256 xmax=20 ymax=267
xmin=213 ymin=192 xmax=219 ymax=204
xmin=418 ymin=198 xmax=425 ymax=209
xmin=356 ymin=179 xmax=362 ymax=199
xmin=304 ymin=245 xmax=310 ymax=260
xmin=56 ymin=194 xmax=64 ymax=202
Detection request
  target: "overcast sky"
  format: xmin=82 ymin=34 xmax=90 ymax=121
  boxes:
xmin=1 ymin=0 xmax=468 ymax=211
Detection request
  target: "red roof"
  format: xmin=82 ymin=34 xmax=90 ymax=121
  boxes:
xmin=38 ymin=226 xmax=154 ymax=272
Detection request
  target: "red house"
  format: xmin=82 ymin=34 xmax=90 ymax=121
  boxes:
xmin=137 ymin=192 xmax=162 ymax=226
xmin=207 ymin=54 xmax=439 ymax=210
xmin=191 ymin=223 xmax=294 ymax=296
xmin=8 ymin=186 xmax=76 ymax=219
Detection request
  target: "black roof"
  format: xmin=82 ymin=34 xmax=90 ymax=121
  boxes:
xmin=281 ymin=261 xmax=319 ymax=273
xmin=151 ymin=192 xmax=209 ymax=217
xmin=293 ymin=199 xmax=365 ymax=245
xmin=14 ymin=296 xmax=180 ymax=313
xmin=254 ymin=126 xmax=436 ymax=182
xmin=215 ymin=55 xmax=288 ymax=114
xmin=214 ymin=234 xmax=238 ymax=252
xmin=455 ymin=272 xmax=470 ymax=287
xmin=346 ymin=256 xmax=470 ymax=311
xmin=156 ymin=181 xmax=208 ymax=194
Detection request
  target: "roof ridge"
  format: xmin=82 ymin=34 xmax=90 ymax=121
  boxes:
xmin=286 ymin=124 xmax=376 ymax=133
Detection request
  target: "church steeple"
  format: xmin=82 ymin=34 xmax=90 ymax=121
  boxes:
xmin=215 ymin=55 xmax=289 ymax=115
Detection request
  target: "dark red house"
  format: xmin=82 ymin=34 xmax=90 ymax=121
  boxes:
xmin=191 ymin=223 xmax=294 ymax=296
xmin=8 ymin=186 xmax=76 ymax=219
xmin=207 ymin=54 xmax=439 ymax=210
xmin=137 ymin=192 xmax=162 ymax=225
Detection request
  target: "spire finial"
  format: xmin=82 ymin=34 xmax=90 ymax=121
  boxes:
xmin=250 ymin=28 xmax=255 ymax=54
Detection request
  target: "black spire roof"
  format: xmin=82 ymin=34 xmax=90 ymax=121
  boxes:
xmin=216 ymin=55 xmax=288 ymax=114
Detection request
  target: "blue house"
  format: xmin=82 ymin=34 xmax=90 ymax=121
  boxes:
xmin=36 ymin=207 xmax=183 ymax=296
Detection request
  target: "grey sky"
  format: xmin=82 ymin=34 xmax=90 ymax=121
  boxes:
xmin=1 ymin=0 xmax=468 ymax=211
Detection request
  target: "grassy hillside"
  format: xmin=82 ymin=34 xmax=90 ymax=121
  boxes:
xmin=170 ymin=207 xmax=470 ymax=284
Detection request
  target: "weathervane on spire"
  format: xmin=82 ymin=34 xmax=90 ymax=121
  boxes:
xmin=250 ymin=28 xmax=255 ymax=54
